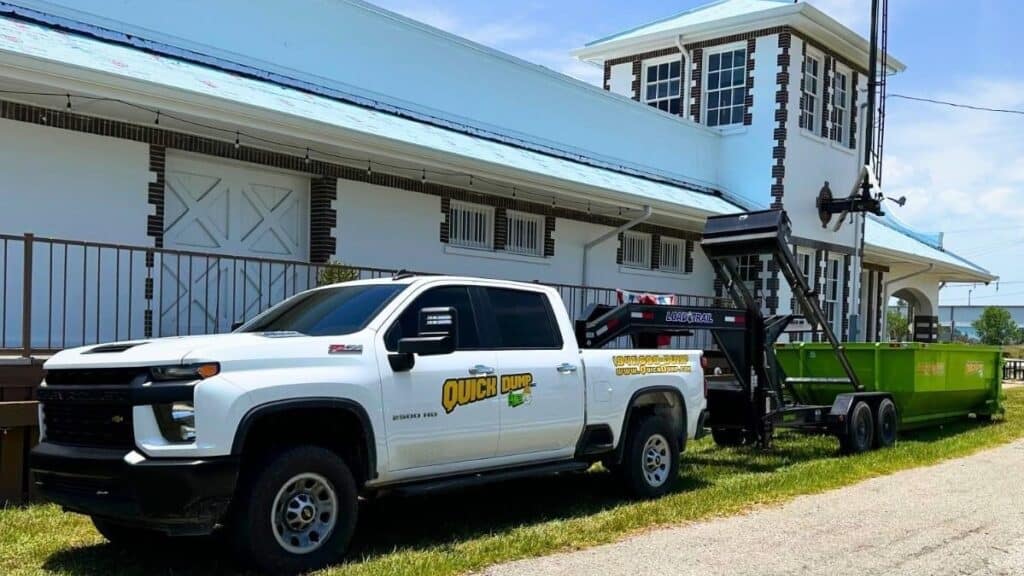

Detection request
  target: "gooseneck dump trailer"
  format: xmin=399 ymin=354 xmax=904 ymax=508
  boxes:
xmin=696 ymin=210 xmax=1003 ymax=453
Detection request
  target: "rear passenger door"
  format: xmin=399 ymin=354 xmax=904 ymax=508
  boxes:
xmin=482 ymin=287 xmax=584 ymax=459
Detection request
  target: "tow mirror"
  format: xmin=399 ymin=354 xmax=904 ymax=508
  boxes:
xmin=389 ymin=307 xmax=458 ymax=372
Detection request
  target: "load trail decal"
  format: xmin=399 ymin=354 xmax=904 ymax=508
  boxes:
xmin=442 ymin=373 xmax=534 ymax=414
xmin=612 ymin=354 xmax=692 ymax=376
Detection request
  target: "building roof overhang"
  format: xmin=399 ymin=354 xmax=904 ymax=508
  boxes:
xmin=574 ymin=1 xmax=906 ymax=75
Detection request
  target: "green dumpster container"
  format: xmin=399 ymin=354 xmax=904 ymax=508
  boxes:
xmin=775 ymin=343 xmax=1004 ymax=428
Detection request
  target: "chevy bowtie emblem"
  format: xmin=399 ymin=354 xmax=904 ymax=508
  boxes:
xmin=328 ymin=344 xmax=363 ymax=355
xmin=110 ymin=415 xmax=125 ymax=424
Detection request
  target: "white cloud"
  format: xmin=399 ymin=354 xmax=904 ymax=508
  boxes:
xmin=881 ymin=79 xmax=1024 ymax=303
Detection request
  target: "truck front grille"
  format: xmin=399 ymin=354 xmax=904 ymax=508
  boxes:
xmin=42 ymin=402 xmax=134 ymax=449
xmin=45 ymin=368 xmax=145 ymax=386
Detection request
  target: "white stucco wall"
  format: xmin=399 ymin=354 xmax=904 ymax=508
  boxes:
xmin=0 ymin=119 xmax=151 ymax=349
xmin=715 ymin=34 xmax=777 ymax=207
xmin=608 ymin=62 xmax=633 ymax=98
xmin=781 ymin=36 xmax=863 ymax=248
xmin=335 ymin=180 xmax=715 ymax=317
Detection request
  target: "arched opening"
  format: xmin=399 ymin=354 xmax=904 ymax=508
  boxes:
xmin=889 ymin=287 xmax=934 ymax=341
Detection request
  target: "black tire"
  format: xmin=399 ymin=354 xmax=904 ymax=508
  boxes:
xmin=229 ymin=446 xmax=358 ymax=575
xmin=621 ymin=416 xmax=680 ymax=499
xmin=91 ymin=517 xmax=170 ymax=548
xmin=839 ymin=401 xmax=874 ymax=454
xmin=875 ymin=399 xmax=898 ymax=448
xmin=977 ymin=413 xmax=994 ymax=423
xmin=711 ymin=427 xmax=748 ymax=447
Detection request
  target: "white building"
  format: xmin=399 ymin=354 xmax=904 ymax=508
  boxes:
xmin=0 ymin=0 xmax=995 ymax=357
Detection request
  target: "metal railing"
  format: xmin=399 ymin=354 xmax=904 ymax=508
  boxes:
xmin=1005 ymin=359 xmax=1024 ymax=382
xmin=0 ymin=232 xmax=727 ymax=356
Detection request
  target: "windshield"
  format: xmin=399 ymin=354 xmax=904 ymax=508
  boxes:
xmin=240 ymin=284 xmax=406 ymax=336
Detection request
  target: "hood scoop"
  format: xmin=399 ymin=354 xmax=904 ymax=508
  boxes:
xmin=83 ymin=342 xmax=149 ymax=354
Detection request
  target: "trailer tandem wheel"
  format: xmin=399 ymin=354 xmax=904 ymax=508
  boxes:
xmin=875 ymin=399 xmax=898 ymax=448
xmin=839 ymin=401 xmax=874 ymax=454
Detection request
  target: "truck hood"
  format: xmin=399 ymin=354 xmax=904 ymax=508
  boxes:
xmin=44 ymin=332 xmax=307 ymax=369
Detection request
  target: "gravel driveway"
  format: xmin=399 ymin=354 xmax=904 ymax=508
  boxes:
xmin=483 ymin=439 xmax=1024 ymax=576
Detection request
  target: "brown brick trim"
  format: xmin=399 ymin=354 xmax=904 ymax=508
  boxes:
xmin=765 ymin=257 xmax=779 ymax=314
xmin=849 ymin=71 xmax=860 ymax=150
xmin=771 ymin=31 xmax=792 ymax=210
xmin=798 ymin=33 xmax=868 ymax=76
xmin=820 ymin=56 xmax=832 ymax=139
xmin=875 ymin=269 xmax=884 ymax=340
xmin=650 ymin=233 xmax=661 ymax=270
xmin=310 ymin=177 xmax=337 ymax=264
xmin=493 ymin=207 xmax=508 ymax=251
xmin=841 ymin=253 xmax=852 ymax=341
xmin=1 ymin=99 xmax=707 ymax=263
xmin=743 ymin=38 xmax=756 ymax=126
xmin=684 ymin=26 xmax=790 ymax=51
xmin=611 ymin=48 xmax=683 ymax=102
xmin=690 ymin=48 xmax=704 ymax=122
xmin=606 ymin=47 xmax=680 ymax=67
xmin=616 ymin=232 xmax=624 ymax=265
xmin=146 ymin=145 xmax=166 ymax=248
xmin=439 ymin=196 xmax=451 ymax=243
xmin=684 ymin=240 xmax=695 ymax=274
xmin=544 ymin=216 xmax=556 ymax=258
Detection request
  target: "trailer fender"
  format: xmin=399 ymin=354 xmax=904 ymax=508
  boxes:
xmin=829 ymin=392 xmax=894 ymax=431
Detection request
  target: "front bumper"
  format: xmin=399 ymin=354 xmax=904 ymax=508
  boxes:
xmin=31 ymin=442 xmax=238 ymax=536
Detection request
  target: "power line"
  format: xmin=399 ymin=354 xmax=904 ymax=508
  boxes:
xmin=888 ymin=93 xmax=1024 ymax=116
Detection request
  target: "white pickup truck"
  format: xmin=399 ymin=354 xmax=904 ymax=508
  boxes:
xmin=31 ymin=275 xmax=706 ymax=573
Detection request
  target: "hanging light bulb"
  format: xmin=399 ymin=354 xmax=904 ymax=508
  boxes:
xmin=65 ymin=94 xmax=71 ymax=110
xmin=234 ymin=132 xmax=240 ymax=150
xmin=304 ymin=148 xmax=311 ymax=164
xmin=366 ymin=161 xmax=373 ymax=177
xmin=421 ymin=169 xmax=427 ymax=184
xmin=469 ymin=174 xmax=474 ymax=186
xmin=154 ymin=110 xmax=160 ymax=125
xmin=512 ymin=186 xmax=517 ymax=199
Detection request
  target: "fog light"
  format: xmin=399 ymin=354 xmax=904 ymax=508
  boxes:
xmin=154 ymin=402 xmax=195 ymax=442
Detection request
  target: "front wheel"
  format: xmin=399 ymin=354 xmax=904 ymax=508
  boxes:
xmin=621 ymin=416 xmax=680 ymax=499
xmin=229 ymin=446 xmax=358 ymax=575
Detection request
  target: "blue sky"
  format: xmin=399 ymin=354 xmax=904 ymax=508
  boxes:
xmin=373 ymin=0 xmax=1024 ymax=307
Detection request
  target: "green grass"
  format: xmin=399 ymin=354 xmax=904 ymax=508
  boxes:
xmin=4 ymin=388 xmax=1023 ymax=576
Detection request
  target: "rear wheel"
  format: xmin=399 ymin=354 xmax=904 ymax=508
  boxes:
xmin=839 ymin=401 xmax=874 ymax=454
xmin=229 ymin=446 xmax=358 ymax=575
xmin=875 ymin=399 xmax=898 ymax=448
xmin=621 ymin=416 xmax=679 ymax=499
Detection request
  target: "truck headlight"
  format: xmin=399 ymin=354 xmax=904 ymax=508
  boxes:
xmin=150 ymin=362 xmax=220 ymax=382
xmin=154 ymin=402 xmax=196 ymax=442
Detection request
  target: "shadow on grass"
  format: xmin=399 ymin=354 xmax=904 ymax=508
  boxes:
xmin=40 ymin=418 xmax=997 ymax=575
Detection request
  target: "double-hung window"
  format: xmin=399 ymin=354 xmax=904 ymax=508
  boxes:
xmin=644 ymin=60 xmax=682 ymax=114
xmin=737 ymin=254 xmax=761 ymax=294
xmin=621 ymin=231 xmax=651 ymax=269
xmin=659 ymin=237 xmax=687 ymax=273
xmin=706 ymin=48 xmax=747 ymax=127
xmin=801 ymin=54 xmax=821 ymax=133
xmin=831 ymin=70 xmax=848 ymax=143
xmin=504 ymin=210 xmax=544 ymax=257
xmin=823 ymin=257 xmax=842 ymax=334
xmin=449 ymin=201 xmax=494 ymax=250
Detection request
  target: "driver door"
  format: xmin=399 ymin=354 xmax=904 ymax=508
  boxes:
xmin=377 ymin=285 xmax=500 ymax=472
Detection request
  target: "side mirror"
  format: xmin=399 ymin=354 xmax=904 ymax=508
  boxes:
xmin=231 ymin=320 xmax=244 ymax=331
xmin=390 ymin=307 xmax=458 ymax=372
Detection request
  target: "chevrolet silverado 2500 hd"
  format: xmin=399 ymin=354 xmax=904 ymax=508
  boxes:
xmin=31 ymin=275 xmax=706 ymax=573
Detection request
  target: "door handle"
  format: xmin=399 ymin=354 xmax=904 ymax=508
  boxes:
xmin=469 ymin=364 xmax=495 ymax=376
xmin=556 ymin=363 xmax=578 ymax=374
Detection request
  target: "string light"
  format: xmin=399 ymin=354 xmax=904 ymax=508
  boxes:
xmin=0 ymin=88 xmax=652 ymax=218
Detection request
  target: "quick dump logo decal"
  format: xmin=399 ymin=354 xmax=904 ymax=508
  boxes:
xmin=613 ymin=354 xmax=692 ymax=376
xmin=441 ymin=373 xmax=536 ymax=413
xmin=442 ymin=376 xmax=498 ymax=414
xmin=964 ymin=361 xmax=986 ymax=378
xmin=502 ymin=373 xmax=534 ymax=408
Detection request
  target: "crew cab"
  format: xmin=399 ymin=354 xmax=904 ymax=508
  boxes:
xmin=31 ymin=275 xmax=706 ymax=573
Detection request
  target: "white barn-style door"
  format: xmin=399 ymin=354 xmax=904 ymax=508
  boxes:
xmin=158 ymin=154 xmax=310 ymax=336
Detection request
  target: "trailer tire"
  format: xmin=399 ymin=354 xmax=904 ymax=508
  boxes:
xmin=230 ymin=445 xmax=358 ymax=575
xmin=840 ymin=401 xmax=874 ymax=454
xmin=621 ymin=416 xmax=679 ymax=499
xmin=976 ymin=413 xmax=994 ymax=423
xmin=875 ymin=399 xmax=898 ymax=448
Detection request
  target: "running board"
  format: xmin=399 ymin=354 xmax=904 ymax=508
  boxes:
xmin=392 ymin=461 xmax=591 ymax=496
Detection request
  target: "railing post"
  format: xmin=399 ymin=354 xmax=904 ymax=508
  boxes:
xmin=21 ymin=233 xmax=33 ymax=358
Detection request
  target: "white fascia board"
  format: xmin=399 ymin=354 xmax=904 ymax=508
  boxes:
xmin=574 ymin=3 xmax=905 ymax=73
xmin=0 ymin=51 xmax=729 ymax=230
xmin=863 ymin=244 xmax=996 ymax=284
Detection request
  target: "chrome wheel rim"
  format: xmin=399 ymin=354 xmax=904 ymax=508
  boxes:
xmin=642 ymin=433 xmax=671 ymax=487
xmin=271 ymin=472 xmax=338 ymax=555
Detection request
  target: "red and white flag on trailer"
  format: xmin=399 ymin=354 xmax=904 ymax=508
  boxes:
xmin=616 ymin=289 xmax=678 ymax=306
